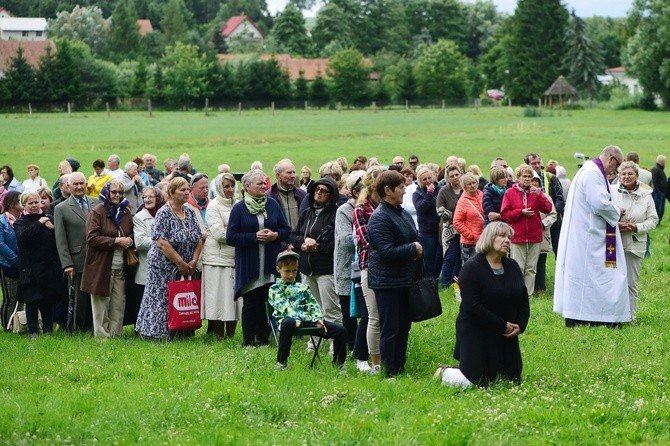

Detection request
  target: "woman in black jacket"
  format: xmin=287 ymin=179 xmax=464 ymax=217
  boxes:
xmin=289 ymin=177 xmax=341 ymax=325
xmin=368 ymin=170 xmax=423 ymax=378
xmin=15 ymin=192 xmax=67 ymax=339
xmin=436 ymin=222 xmax=529 ymax=387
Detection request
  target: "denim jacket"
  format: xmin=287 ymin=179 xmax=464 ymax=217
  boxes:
xmin=0 ymin=214 xmax=19 ymax=269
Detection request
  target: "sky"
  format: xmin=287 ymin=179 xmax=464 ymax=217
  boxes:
xmin=266 ymin=0 xmax=634 ymax=18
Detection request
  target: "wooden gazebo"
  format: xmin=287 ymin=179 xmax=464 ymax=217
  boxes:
xmin=543 ymin=75 xmax=578 ymax=107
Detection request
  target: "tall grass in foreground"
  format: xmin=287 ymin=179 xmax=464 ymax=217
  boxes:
xmin=1 ymin=225 xmax=670 ymax=444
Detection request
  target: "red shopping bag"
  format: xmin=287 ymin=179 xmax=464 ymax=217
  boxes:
xmin=167 ymin=276 xmax=203 ymax=331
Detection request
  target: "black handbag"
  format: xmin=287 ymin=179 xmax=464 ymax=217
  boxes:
xmin=408 ymin=263 xmax=442 ymax=322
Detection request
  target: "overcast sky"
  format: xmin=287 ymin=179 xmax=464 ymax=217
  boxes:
xmin=267 ymin=0 xmax=633 ymax=18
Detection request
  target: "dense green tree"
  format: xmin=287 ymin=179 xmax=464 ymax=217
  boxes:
xmin=478 ymin=20 xmax=513 ymax=92
xmin=50 ymin=39 xmax=82 ymax=102
xmin=626 ymin=0 xmax=670 ymax=107
xmin=505 ymin=0 xmax=569 ymax=104
xmin=161 ymin=42 xmax=210 ymax=105
xmin=412 ymin=39 xmax=472 ymax=102
xmin=294 ymin=71 xmax=309 ymax=101
xmin=462 ymin=0 xmax=506 ymax=61
xmin=585 ymin=16 xmax=627 ymax=68
xmin=3 ymin=46 xmax=37 ymax=104
xmin=48 ymin=5 xmax=108 ymax=56
xmin=355 ymin=0 xmax=411 ymax=55
xmin=78 ymin=57 xmax=117 ymax=103
xmin=563 ymin=12 xmax=605 ymax=100
xmin=132 ymin=59 xmax=150 ymax=97
xmin=383 ymin=58 xmax=416 ymax=101
xmin=312 ymin=3 xmax=355 ymax=54
xmin=328 ymin=48 xmax=370 ymax=105
xmin=405 ymin=0 xmax=468 ymax=52
xmin=268 ymin=4 xmax=311 ymax=56
xmin=244 ymin=58 xmax=291 ymax=102
xmin=162 ymin=0 xmax=191 ymax=47
xmin=108 ymin=0 xmax=142 ymax=62
xmin=308 ymin=73 xmax=330 ymax=105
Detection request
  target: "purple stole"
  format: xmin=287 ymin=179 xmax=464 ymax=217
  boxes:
xmin=592 ymin=158 xmax=617 ymax=268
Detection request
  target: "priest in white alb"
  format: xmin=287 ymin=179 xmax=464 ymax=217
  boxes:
xmin=554 ymin=145 xmax=630 ymax=326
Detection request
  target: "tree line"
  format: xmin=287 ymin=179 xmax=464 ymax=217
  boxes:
xmin=1 ymin=0 xmax=668 ymax=109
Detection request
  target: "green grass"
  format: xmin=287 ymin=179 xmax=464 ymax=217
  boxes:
xmin=2 ymin=107 xmax=669 ymax=182
xmin=2 ymin=107 xmax=670 ymax=444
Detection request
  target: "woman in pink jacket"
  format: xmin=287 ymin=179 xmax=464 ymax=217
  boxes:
xmin=500 ymin=165 xmax=552 ymax=296
xmin=453 ymin=173 xmax=485 ymax=265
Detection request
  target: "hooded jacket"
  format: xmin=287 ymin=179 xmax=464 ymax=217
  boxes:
xmin=290 ymin=177 xmax=339 ymax=276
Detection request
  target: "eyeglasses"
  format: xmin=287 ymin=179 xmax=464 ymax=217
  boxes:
xmin=314 ymin=187 xmax=331 ymax=194
xmin=611 ymin=156 xmax=622 ymax=169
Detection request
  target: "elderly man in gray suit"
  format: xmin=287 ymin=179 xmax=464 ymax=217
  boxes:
xmin=55 ymin=172 xmax=99 ymax=332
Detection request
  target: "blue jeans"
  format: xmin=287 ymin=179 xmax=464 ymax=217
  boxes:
xmin=440 ymin=235 xmax=461 ymax=287
xmin=419 ymin=235 xmax=443 ymax=279
xmin=653 ymin=191 xmax=665 ymax=223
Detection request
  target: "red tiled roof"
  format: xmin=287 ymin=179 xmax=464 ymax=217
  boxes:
xmin=220 ymin=14 xmax=263 ymax=38
xmin=606 ymin=67 xmax=626 ymax=73
xmin=137 ymin=19 xmax=153 ymax=36
xmin=217 ymin=53 xmax=379 ymax=81
xmin=0 ymin=40 xmax=55 ymax=72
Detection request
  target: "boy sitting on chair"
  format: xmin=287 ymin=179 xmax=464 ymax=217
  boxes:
xmin=269 ymin=250 xmax=347 ymax=370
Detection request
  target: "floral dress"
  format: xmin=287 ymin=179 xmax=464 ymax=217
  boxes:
xmin=135 ymin=205 xmax=202 ymax=339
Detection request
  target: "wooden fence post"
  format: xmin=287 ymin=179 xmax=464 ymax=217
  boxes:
xmin=148 ymin=98 xmax=153 ymax=117
xmin=238 ymin=102 xmax=242 ymax=115
xmin=106 ymin=102 xmax=110 ymax=117
xmin=205 ymin=97 xmax=209 ymax=116
xmin=28 ymin=102 xmax=32 ymax=117
xmin=67 ymin=102 xmax=72 ymax=116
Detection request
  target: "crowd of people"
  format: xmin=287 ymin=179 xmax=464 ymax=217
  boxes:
xmin=0 ymin=147 xmax=663 ymax=386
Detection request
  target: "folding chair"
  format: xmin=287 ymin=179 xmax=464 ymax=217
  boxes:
xmin=265 ymin=301 xmax=324 ymax=368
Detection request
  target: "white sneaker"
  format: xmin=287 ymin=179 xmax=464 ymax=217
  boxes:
xmin=329 ymin=340 xmax=334 ymax=358
xmin=306 ymin=338 xmax=316 ymax=353
xmin=356 ymin=360 xmax=372 ymax=372
xmin=369 ymin=364 xmax=381 ymax=375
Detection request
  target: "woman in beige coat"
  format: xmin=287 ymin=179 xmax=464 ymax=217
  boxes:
xmin=201 ymin=173 xmax=241 ymax=339
xmin=612 ymin=161 xmax=658 ymax=321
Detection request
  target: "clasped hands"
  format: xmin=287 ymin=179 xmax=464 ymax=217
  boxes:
xmin=503 ymin=321 xmax=521 ymax=338
xmin=301 ymin=237 xmax=319 ymax=253
xmin=178 ymin=259 xmax=197 ymax=277
xmin=256 ymin=228 xmax=278 ymax=243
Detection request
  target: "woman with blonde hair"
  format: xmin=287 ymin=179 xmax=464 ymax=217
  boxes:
xmin=136 ymin=177 xmax=204 ymax=340
xmin=52 ymin=160 xmax=73 ymax=201
xmin=453 ymin=172 xmax=485 ymax=264
xmin=353 ymin=165 xmax=383 ymax=373
xmin=299 ymin=165 xmax=314 ymax=191
xmin=22 ymin=164 xmax=48 ymax=195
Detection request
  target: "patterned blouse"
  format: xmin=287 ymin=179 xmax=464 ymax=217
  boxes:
xmin=353 ymin=200 xmax=378 ymax=270
xmin=268 ymin=279 xmax=323 ymax=326
xmin=148 ymin=204 xmax=202 ymax=272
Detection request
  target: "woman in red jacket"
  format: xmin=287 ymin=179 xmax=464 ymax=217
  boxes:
xmin=500 ymin=165 xmax=552 ymax=297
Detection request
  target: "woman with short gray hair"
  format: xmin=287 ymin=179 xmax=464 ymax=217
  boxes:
xmin=227 ymin=169 xmax=291 ymax=347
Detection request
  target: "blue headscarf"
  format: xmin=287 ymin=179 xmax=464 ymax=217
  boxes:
xmin=99 ymin=181 xmax=130 ymax=228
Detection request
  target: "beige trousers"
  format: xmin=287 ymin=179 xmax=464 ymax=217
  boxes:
xmin=304 ymin=274 xmax=342 ymax=325
xmin=625 ymin=251 xmax=642 ymax=321
xmin=361 ymin=269 xmax=380 ymax=356
xmin=91 ymin=269 xmax=126 ymax=339
xmin=510 ymin=242 xmax=540 ymax=296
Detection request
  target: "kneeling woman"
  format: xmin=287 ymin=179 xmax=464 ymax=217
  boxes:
xmin=438 ymin=222 xmax=529 ymax=387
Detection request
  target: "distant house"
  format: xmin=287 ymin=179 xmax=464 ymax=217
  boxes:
xmin=0 ymin=7 xmax=12 ymax=18
xmin=604 ymin=67 xmax=641 ymax=96
xmin=220 ymin=14 xmax=263 ymax=43
xmin=0 ymin=17 xmax=48 ymax=41
xmin=137 ymin=19 xmax=153 ymax=36
xmin=218 ymin=53 xmax=379 ymax=81
xmin=0 ymin=40 xmax=55 ymax=78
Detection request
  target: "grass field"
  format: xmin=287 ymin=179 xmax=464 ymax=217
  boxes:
xmin=2 ymin=107 xmax=670 ymax=444
xmin=2 ymin=107 xmax=670 ymax=182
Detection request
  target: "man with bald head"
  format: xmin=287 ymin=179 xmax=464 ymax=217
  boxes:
xmin=55 ymin=172 xmax=99 ymax=332
xmin=554 ymin=145 xmax=629 ymax=327
xmin=267 ymin=159 xmax=306 ymax=230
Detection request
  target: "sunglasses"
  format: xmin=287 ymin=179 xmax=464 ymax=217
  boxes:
xmin=314 ymin=187 xmax=331 ymax=194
